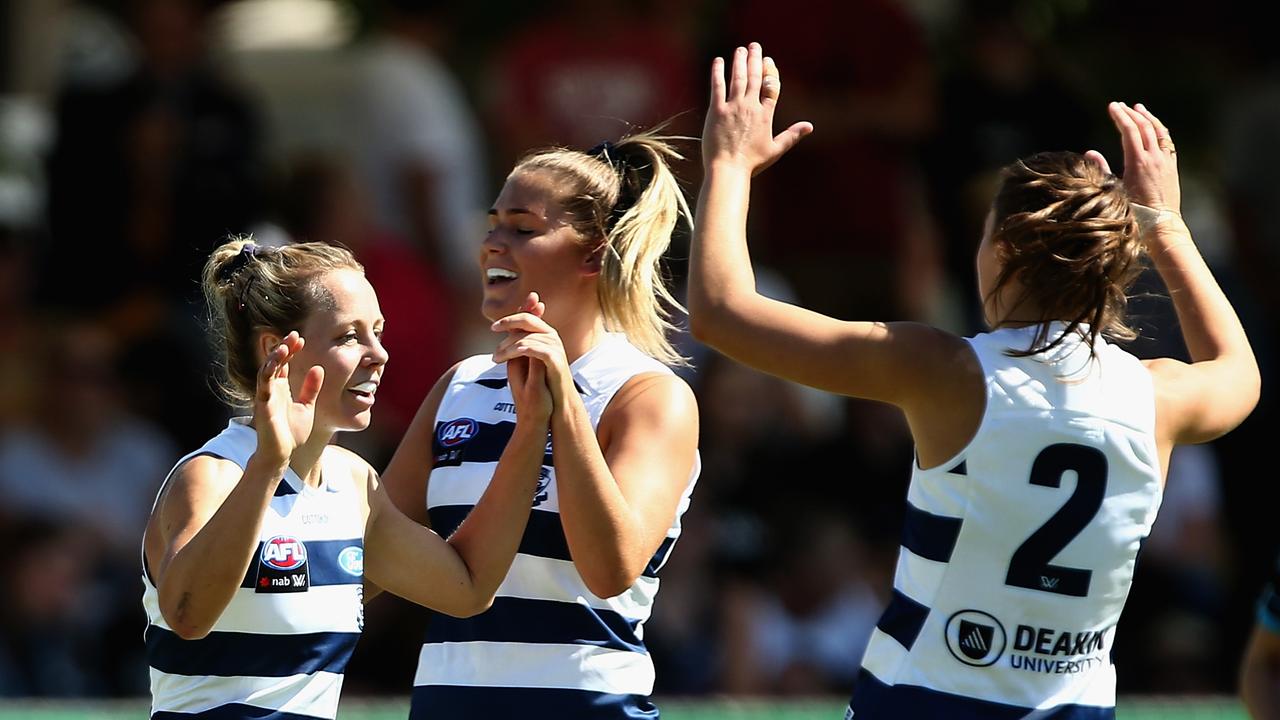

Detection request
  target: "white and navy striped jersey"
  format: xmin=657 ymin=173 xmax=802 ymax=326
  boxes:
xmin=849 ymin=324 xmax=1163 ymax=720
xmin=410 ymin=333 xmax=700 ymax=718
xmin=142 ymin=418 xmax=366 ymax=720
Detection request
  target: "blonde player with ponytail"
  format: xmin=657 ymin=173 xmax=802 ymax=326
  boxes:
xmin=384 ymin=129 xmax=701 ymax=718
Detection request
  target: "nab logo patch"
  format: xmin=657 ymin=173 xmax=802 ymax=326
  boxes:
xmin=338 ymin=546 xmax=364 ymax=576
xmin=438 ymin=418 xmax=478 ymax=447
xmin=945 ymin=609 xmax=1007 ymax=667
xmin=261 ymin=535 xmax=307 ymax=570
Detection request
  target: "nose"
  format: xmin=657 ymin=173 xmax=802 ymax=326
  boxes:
xmin=367 ymin=336 xmax=390 ymax=367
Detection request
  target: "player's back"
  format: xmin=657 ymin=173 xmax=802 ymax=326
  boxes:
xmin=849 ymin=323 xmax=1162 ymax=719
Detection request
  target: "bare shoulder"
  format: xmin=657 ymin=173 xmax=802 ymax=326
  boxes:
xmin=599 ymin=371 xmax=698 ymax=449
xmin=164 ymin=454 xmax=246 ymax=504
xmin=608 ymin=372 xmax=697 ymax=420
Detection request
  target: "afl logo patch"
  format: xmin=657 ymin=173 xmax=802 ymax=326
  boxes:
xmin=945 ymin=609 xmax=1007 ymax=667
xmin=438 ymin=418 xmax=478 ymax=447
xmin=261 ymin=535 xmax=308 ymax=571
xmin=338 ymin=546 xmax=364 ymax=576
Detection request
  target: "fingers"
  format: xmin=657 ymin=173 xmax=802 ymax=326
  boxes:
xmin=761 ymin=56 xmax=781 ymax=106
xmin=745 ymin=42 xmax=763 ymax=100
xmin=1108 ymin=102 xmax=1143 ymax=171
xmin=1083 ymin=150 xmax=1112 ymax=176
xmin=775 ymin=121 xmax=814 ymax=155
xmin=1121 ymin=103 xmax=1159 ymax=152
xmin=1133 ymin=103 xmax=1170 ymax=139
xmin=729 ymin=46 xmax=748 ymax=98
xmin=297 ymin=366 xmax=324 ymax=407
xmin=491 ymin=312 xmax=553 ymax=335
xmin=709 ymin=57 xmax=726 ymax=107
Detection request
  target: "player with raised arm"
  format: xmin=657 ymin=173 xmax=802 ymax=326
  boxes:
xmin=689 ymin=43 xmax=1259 ymax=718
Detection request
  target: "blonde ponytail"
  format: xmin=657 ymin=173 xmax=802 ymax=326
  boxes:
xmin=512 ymin=127 xmax=692 ymax=365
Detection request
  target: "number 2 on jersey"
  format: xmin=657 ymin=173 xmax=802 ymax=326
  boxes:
xmin=1005 ymin=443 xmax=1108 ymax=597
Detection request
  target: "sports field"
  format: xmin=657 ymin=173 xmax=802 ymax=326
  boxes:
xmin=0 ymin=696 xmax=1249 ymax=719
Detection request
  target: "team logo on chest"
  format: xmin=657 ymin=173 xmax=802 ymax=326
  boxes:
xmin=438 ymin=418 xmax=478 ymax=447
xmin=256 ymin=535 xmax=310 ymax=593
xmin=945 ymin=609 xmax=1007 ymax=667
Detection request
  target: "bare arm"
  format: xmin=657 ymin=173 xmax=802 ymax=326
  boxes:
xmin=1243 ymin=624 xmax=1280 ymax=720
xmin=148 ymin=332 xmax=321 ymax=639
xmin=383 ymin=362 xmax=462 ymax=525
xmin=373 ymin=301 xmax=553 ymax=615
xmin=363 ymin=414 xmax=547 ymax=617
xmin=1103 ymin=103 xmax=1260 ymax=444
xmin=549 ymin=373 xmax=698 ymax=598
xmin=490 ymin=313 xmax=699 ymax=599
xmin=687 ymin=44 xmax=962 ymax=407
xmin=150 ymin=454 xmax=286 ymax=639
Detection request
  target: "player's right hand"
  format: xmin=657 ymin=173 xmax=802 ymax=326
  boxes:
xmin=1103 ymin=101 xmax=1182 ymax=215
xmin=502 ymin=293 xmax=553 ymax=426
xmin=255 ymin=331 xmax=324 ymax=467
xmin=702 ymin=42 xmax=813 ymax=176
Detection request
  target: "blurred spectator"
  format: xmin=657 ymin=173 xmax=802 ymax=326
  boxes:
xmin=42 ymin=0 xmax=260 ymax=449
xmin=346 ymin=0 xmax=486 ymax=283
xmin=721 ymin=0 xmax=940 ymax=322
xmin=0 ymin=321 xmax=174 ymax=558
xmin=925 ymin=0 xmax=1095 ymax=330
xmin=44 ymin=0 xmax=261 ymax=313
xmin=719 ymin=509 xmax=885 ymax=695
xmin=273 ymin=152 xmax=457 ymax=466
xmin=0 ymin=519 xmax=100 ymax=697
xmin=485 ymin=0 xmax=701 ymax=164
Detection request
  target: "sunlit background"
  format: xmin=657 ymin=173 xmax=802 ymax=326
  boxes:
xmin=0 ymin=0 xmax=1275 ymax=716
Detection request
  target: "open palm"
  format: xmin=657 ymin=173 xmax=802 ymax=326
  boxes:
xmin=255 ymin=331 xmax=324 ymax=465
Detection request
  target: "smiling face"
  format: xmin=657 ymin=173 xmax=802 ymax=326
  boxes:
xmin=480 ymin=170 xmax=601 ymax=324
xmin=275 ymin=269 xmax=389 ymax=433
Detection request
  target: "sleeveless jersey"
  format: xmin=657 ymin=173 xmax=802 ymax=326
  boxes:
xmin=142 ymin=418 xmax=365 ymax=720
xmin=849 ymin=324 xmax=1163 ymax=719
xmin=409 ymin=333 xmax=700 ymax=718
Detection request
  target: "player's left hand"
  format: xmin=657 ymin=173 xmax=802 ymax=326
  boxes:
xmin=702 ymin=42 xmax=813 ymax=176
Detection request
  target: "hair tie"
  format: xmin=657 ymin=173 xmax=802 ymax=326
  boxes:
xmin=587 ymin=140 xmax=621 ymax=166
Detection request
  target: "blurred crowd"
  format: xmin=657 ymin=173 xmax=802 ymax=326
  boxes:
xmin=0 ymin=0 xmax=1276 ymax=701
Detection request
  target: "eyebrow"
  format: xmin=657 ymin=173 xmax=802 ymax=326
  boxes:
xmin=488 ymin=208 xmax=539 ymax=218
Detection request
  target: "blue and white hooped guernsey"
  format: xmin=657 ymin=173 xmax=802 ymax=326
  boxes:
xmin=848 ymin=324 xmax=1163 ymax=720
xmin=410 ymin=332 xmax=700 ymax=719
xmin=142 ymin=418 xmax=365 ymax=720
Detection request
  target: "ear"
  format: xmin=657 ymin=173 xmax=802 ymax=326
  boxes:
xmin=257 ymin=330 xmax=284 ymax=365
xmin=581 ymin=240 xmax=606 ymax=277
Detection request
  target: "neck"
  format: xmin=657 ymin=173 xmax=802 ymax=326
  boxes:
xmin=552 ymin=309 xmax=609 ymax=365
xmin=290 ymin=430 xmax=332 ymax=489
xmin=248 ymin=417 xmax=330 ymax=489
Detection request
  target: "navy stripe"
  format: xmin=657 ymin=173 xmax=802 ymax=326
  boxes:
xmin=432 ymin=506 xmax=571 ymax=562
xmin=848 ymin=668 xmax=1114 ymax=719
xmin=432 ymin=505 xmax=675 ymax=579
xmin=642 ymin=536 xmax=677 ymax=578
xmin=875 ymin=590 xmax=930 ymax=651
xmin=238 ymin=538 xmax=363 ymax=588
xmin=145 ymin=625 xmax=359 ymax=678
xmin=425 ymin=596 xmax=646 ymax=654
xmin=153 ymin=705 xmax=328 ymax=720
xmin=273 ymin=479 xmax=297 ymax=497
xmin=410 ymin=685 xmax=657 ymax=719
xmin=432 ymin=420 xmax=554 ymax=469
xmin=901 ymin=502 xmax=963 ymax=563
xmin=948 ymin=459 xmax=968 ymax=475
xmin=473 ymin=377 xmax=587 ymax=394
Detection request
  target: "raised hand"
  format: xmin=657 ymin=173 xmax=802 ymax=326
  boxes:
xmin=497 ymin=293 xmax=553 ymax=424
xmin=1100 ymin=102 xmax=1182 ymax=215
xmin=702 ymin=42 xmax=813 ymax=176
xmin=255 ymin=331 xmax=324 ymax=466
